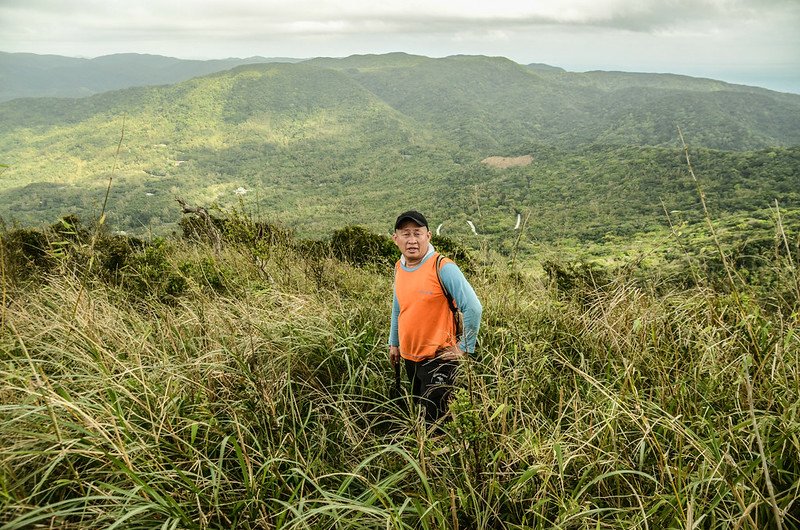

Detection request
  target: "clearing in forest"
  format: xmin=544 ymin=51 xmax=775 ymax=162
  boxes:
xmin=480 ymin=155 xmax=533 ymax=168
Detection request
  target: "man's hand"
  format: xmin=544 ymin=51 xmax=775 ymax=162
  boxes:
xmin=389 ymin=346 xmax=401 ymax=366
xmin=437 ymin=345 xmax=465 ymax=361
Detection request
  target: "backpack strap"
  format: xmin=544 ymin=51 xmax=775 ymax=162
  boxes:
xmin=435 ymin=253 xmax=465 ymax=344
xmin=435 ymin=253 xmax=458 ymax=317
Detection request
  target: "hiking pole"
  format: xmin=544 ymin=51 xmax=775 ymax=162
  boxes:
xmin=393 ymin=361 xmax=408 ymax=413
xmin=394 ymin=362 xmax=402 ymax=396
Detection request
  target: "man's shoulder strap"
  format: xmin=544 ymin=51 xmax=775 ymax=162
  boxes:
xmin=435 ymin=253 xmax=464 ymax=342
xmin=434 ymin=252 xmax=453 ymax=271
xmin=434 ymin=253 xmax=456 ymax=310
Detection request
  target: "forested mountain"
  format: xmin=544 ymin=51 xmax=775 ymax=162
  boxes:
xmin=308 ymin=53 xmax=800 ymax=150
xmin=1 ymin=53 xmax=799 ymax=253
xmin=0 ymin=52 xmax=300 ymax=102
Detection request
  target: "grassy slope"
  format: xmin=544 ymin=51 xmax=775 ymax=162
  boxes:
xmin=0 ymin=227 xmax=797 ymax=528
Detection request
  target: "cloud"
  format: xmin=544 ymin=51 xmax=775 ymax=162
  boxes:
xmin=4 ymin=0 xmax=799 ymax=41
xmin=1 ymin=0 xmax=797 ymax=92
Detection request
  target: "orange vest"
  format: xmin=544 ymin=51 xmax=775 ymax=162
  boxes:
xmin=395 ymin=254 xmax=457 ymax=362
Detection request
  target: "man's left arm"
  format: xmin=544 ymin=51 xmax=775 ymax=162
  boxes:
xmin=439 ymin=262 xmax=482 ymax=355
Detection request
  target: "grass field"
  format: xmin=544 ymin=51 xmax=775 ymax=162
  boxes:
xmin=1 ymin=218 xmax=798 ymax=529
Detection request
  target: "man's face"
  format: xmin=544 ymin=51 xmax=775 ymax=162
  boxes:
xmin=392 ymin=220 xmax=431 ymax=262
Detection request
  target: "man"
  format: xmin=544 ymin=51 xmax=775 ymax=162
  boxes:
xmin=389 ymin=210 xmax=483 ymax=424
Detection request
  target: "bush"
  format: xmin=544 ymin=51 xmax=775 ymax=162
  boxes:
xmin=329 ymin=225 xmax=397 ymax=270
xmin=121 ymin=238 xmax=187 ymax=300
xmin=542 ymin=258 xmax=611 ymax=298
xmin=432 ymin=234 xmax=475 ymax=273
xmin=1 ymin=227 xmax=55 ymax=281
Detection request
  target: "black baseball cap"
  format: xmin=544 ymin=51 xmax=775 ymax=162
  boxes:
xmin=394 ymin=210 xmax=428 ymax=230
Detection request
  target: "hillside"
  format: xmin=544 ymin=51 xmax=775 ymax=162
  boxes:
xmin=307 ymin=53 xmax=800 ymax=150
xmin=1 ymin=209 xmax=797 ymax=528
xmin=0 ymin=52 xmax=300 ymax=102
xmin=1 ymin=53 xmax=799 ymax=255
xmin=0 ymin=61 xmax=445 ymax=235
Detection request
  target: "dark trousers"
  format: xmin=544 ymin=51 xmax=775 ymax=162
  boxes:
xmin=404 ymin=357 xmax=457 ymax=423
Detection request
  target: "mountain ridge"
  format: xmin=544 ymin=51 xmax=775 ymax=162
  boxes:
xmin=0 ymin=51 xmax=303 ymax=102
xmin=4 ymin=50 xmax=799 ymax=104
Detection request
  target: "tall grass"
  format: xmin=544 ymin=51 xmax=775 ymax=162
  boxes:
xmin=1 ymin=229 xmax=798 ymax=529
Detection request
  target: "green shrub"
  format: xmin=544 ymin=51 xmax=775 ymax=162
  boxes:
xmin=94 ymin=234 xmax=146 ymax=281
xmin=122 ymin=238 xmax=187 ymax=300
xmin=542 ymin=258 xmax=611 ymax=299
xmin=329 ymin=225 xmax=397 ymax=270
xmin=1 ymin=227 xmax=55 ymax=281
xmin=178 ymin=256 xmax=232 ymax=294
xmin=432 ymin=234 xmax=475 ymax=272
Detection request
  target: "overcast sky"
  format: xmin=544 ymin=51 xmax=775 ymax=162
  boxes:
xmin=2 ymin=0 xmax=799 ymax=93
